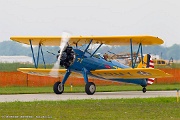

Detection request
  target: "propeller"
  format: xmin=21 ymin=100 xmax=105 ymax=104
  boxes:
xmin=49 ymin=32 xmax=71 ymax=77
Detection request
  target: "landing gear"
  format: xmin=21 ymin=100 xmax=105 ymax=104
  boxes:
xmin=53 ymin=81 xmax=64 ymax=94
xmin=53 ymin=69 xmax=71 ymax=95
xmin=142 ymin=87 xmax=146 ymax=93
xmin=85 ymin=82 xmax=96 ymax=95
xmin=82 ymin=67 xmax=96 ymax=95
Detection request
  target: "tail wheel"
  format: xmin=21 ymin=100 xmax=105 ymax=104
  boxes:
xmin=142 ymin=87 xmax=146 ymax=93
xmin=85 ymin=82 xmax=96 ymax=95
xmin=53 ymin=81 xmax=64 ymax=94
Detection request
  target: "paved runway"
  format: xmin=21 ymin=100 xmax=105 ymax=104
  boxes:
xmin=0 ymin=91 xmax=177 ymax=102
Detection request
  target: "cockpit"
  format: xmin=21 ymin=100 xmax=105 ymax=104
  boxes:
xmin=93 ymin=53 xmax=109 ymax=61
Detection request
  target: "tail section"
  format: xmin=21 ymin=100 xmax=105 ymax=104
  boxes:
xmin=147 ymin=55 xmax=155 ymax=85
xmin=137 ymin=54 xmax=155 ymax=85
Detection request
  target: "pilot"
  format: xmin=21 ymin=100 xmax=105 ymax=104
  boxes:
xmin=103 ymin=53 xmax=108 ymax=61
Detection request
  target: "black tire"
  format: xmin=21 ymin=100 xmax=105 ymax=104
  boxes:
xmin=53 ymin=81 xmax=64 ymax=94
xmin=85 ymin=82 xmax=96 ymax=95
xmin=142 ymin=87 xmax=146 ymax=93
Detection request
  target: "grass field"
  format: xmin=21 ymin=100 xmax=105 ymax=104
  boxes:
xmin=0 ymin=84 xmax=180 ymax=94
xmin=1 ymin=62 xmax=180 ymax=119
xmin=0 ymin=63 xmax=54 ymax=71
xmin=0 ymin=97 xmax=180 ymax=120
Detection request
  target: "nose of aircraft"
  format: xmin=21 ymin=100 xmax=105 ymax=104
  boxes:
xmin=59 ymin=46 xmax=76 ymax=69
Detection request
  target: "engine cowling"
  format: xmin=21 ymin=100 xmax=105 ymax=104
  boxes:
xmin=58 ymin=46 xmax=75 ymax=69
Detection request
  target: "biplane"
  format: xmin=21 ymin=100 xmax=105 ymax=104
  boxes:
xmin=10 ymin=34 xmax=172 ymax=95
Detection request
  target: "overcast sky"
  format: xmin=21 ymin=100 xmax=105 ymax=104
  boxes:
xmin=0 ymin=0 xmax=180 ymax=46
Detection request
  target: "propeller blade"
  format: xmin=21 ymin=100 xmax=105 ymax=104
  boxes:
xmin=58 ymin=32 xmax=71 ymax=60
xmin=49 ymin=32 xmax=71 ymax=77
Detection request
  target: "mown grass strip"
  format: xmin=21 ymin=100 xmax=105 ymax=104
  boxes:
xmin=0 ymin=97 xmax=180 ymax=120
xmin=0 ymin=84 xmax=180 ymax=94
xmin=0 ymin=63 xmax=53 ymax=72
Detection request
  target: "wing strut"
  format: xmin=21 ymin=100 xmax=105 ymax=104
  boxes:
xmin=29 ymin=39 xmax=37 ymax=68
xmin=83 ymin=39 xmax=93 ymax=54
xmin=90 ymin=43 xmax=103 ymax=57
xmin=29 ymin=40 xmax=46 ymax=69
xmin=133 ymin=43 xmax=142 ymax=68
xmin=40 ymin=44 xmax=46 ymax=69
xmin=130 ymin=39 xmax=134 ymax=68
xmin=140 ymin=43 xmax=143 ymax=64
xmin=129 ymin=39 xmax=143 ymax=68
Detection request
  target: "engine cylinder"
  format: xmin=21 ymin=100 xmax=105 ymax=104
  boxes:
xmin=59 ymin=46 xmax=75 ymax=68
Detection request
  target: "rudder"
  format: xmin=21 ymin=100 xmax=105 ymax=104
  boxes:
xmin=137 ymin=54 xmax=155 ymax=85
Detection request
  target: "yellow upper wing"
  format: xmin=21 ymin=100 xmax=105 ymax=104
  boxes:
xmin=10 ymin=35 xmax=163 ymax=46
xmin=91 ymin=68 xmax=172 ymax=79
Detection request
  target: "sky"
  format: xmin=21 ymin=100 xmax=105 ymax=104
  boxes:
xmin=0 ymin=0 xmax=180 ymax=47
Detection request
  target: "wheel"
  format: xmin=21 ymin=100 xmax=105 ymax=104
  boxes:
xmin=142 ymin=87 xmax=146 ymax=93
xmin=53 ymin=81 xmax=64 ymax=94
xmin=85 ymin=82 xmax=96 ymax=95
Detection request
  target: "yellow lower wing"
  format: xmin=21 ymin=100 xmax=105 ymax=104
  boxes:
xmin=18 ymin=68 xmax=82 ymax=78
xmin=18 ymin=68 xmax=172 ymax=80
xmin=91 ymin=68 xmax=172 ymax=79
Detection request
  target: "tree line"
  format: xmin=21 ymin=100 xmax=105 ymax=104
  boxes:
xmin=0 ymin=41 xmax=180 ymax=63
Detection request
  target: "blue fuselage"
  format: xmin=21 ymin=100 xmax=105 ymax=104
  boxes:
xmin=68 ymin=49 xmax=147 ymax=87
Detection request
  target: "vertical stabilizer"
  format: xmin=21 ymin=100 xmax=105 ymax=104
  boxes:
xmin=137 ymin=54 xmax=155 ymax=85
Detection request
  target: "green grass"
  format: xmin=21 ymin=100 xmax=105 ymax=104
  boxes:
xmin=0 ymin=97 xmax=180 ymax=120
xmin=0 ymin=63 xmax=53 ymax=71
xmin=153 ymin=63 xmax=180 ymax=69
xmin=0 ymin=86 xmax=52 ymax=94
xmin=0 ymin=63 xmax=32 ymax=71
xmin=0 ymin=84 xmax=180 ymax=94
xmin=170 ymin=63 xmax=180 ymax=68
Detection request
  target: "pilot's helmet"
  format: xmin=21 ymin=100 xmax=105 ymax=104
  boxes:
xmin=96 ymin=53 xmax=101 ymax=55
xmin=97 ymin=53 xmax=104 ymax=58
